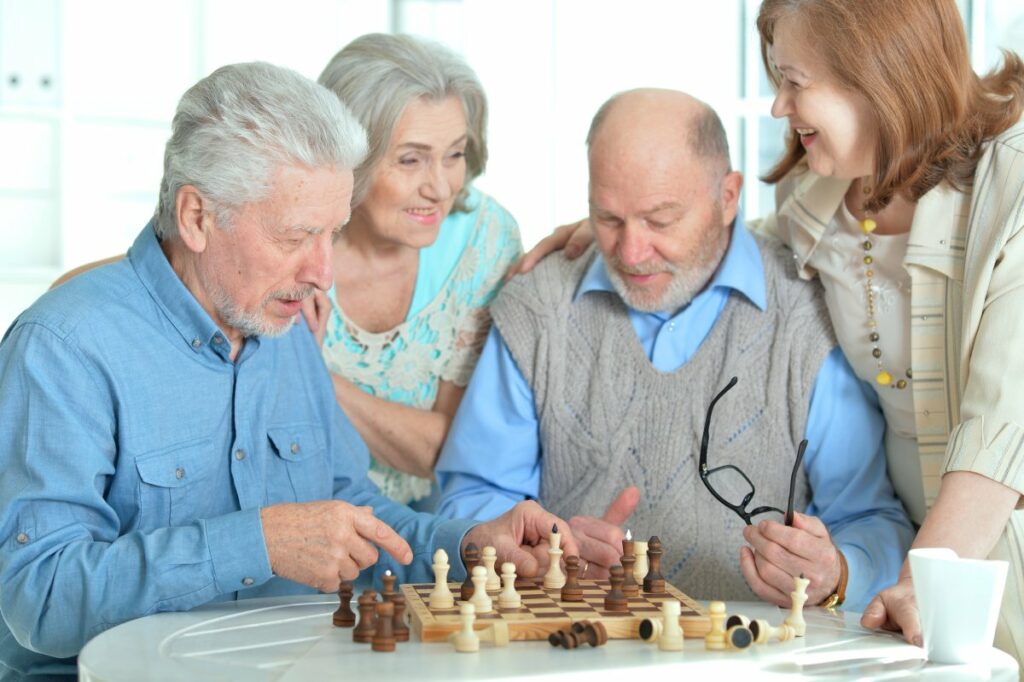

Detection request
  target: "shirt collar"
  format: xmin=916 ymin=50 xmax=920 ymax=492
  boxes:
xmin=574 ymin=218 xmax=767 ymax=314
xmin=128 ymin=221 xmax=236 ymax=358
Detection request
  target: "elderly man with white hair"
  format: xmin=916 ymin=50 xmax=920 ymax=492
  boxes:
xmin=0 ymin=62 xmax=574 ymax=679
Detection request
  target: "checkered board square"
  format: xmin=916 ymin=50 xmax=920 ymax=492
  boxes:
xmin=401 ymin=578 xmax=710 ymax=642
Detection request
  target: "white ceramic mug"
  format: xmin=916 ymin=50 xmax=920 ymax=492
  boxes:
xmin=908 ymin=547 xmax=1008 ymax=664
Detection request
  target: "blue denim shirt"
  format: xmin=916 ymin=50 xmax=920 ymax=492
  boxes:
xmin=0 ymin=223 xmax=475 ymax=679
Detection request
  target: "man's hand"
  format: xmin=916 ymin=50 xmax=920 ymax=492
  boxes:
xmin=505 ymin=219 xmax=594 ymax=278
xmin=260 ymin=501 xmax=412 ymax=592
xmin=463 ymin=501 xmax=579 ymax=578
xmin=860 ymin=574 xmax=922 ymax=646
xmin=299 ymin=290 xmax=331 ymax=347
xmin=568 ymin=486 xmax=641 ymax=579
xmin=739 ymin=511 xmax=842 ymax=606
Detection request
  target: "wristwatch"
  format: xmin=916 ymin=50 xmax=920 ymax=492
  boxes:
xmin=821 ymin=547 xmax=848 ymax=609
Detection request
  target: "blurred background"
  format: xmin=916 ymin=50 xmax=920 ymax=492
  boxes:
xmin=0 ymin=0 xmax=1021 ymax=330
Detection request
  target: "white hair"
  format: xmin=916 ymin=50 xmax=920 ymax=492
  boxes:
xmin=318 ymin=33 xmax=487 ymax=211
xmin=154 ymin=61 xmax=368 ymax=239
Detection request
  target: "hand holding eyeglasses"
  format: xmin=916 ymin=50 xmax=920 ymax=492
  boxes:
xmin=738 ymin=511 xmax=845 ymax=607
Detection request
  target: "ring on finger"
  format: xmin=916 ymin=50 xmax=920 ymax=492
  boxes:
xmin=581 ymin=560 xmax=590 ymax=578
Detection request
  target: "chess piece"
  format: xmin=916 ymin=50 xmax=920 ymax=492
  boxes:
xmin=604 ymin=565 xmax=629 ymax=612
xmin=561 ymin=555 xmax=584 ymax=602
xmin=333 ymin=581 xmax=355 ymax=627
xmin=429 ymin=548 xmax=455 ymax=609
xmin=451 ymin=602 xmax=480 ymax=653
xmin=482 ymin=546 xmax=501 ymax=592
xmin=620 ymin=553 xmax=640 ymax=597
xmin=750 ymin=619 xmax=795 ymax=643
xmin=726 ymin=624 xmax=754 ymax=651
xmin=643 ymin=536 xmax=665 ymax=593
xmin=638 ymin=616 xmax=662 ymax=643
xmin=391 ymin=593 xmax=409 ymax=642
xmin=577 ymin=622 xmax=609 ymax=648
xmin=544 ymin=524 xmax=565 ymax=589
xmin=461 ymin=543 xmax=481 ymax=601
xmin=381 ymin=569 xmax=396 ymax=602
xmin=726 ymin=614 xmax=750 ymax=630
xmin=704 ymin=600 xmax=727 ymax=650
xmin=477 ymin=621 xmax=510 ymax=648
xmin=469 ymin=565 xmax=493 ymax=613
xmin=784 ymin=574 xmax=810 ymax=637
xmin=498 ymin=562 xmax=522 ymax=609
xmin=657 ymin=600 xmax=684 ymax=651
xmin=632 ymin=538 xmax=649 ymax=584
xmin=353 ymin=590 xmax=378 ymax=643
xmin=622 ymin=529 xmax=635 ymax=559
xmin=371 ymin=601 xmax=396 ymax=652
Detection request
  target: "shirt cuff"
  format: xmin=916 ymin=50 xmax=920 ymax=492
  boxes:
xmin=836 ymin=542 xmax=872 ymax=613
xmin=203 ymin=509 xmax=273 ymax=593
xmin=945 ymin=416 xmax=1024 ymax=508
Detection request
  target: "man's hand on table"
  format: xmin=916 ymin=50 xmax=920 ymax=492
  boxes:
xmin=260 ymin=501 xmax=412 ymax=591
xmin=462 ymin=500 xmax=579 ymax=578
xmin=861 ymin=574 xmax=923 ymax=647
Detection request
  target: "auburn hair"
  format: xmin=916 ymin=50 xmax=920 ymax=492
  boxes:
xmin=757 ymin=0 xmax=1024 ymax=212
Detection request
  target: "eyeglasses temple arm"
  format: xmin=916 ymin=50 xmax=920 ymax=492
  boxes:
xmin=785 ymin=438 xmax=808 ymax=527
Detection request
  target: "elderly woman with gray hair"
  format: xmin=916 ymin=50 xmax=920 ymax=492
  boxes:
xmin=307 ymin=34 xmax=521 ymax=510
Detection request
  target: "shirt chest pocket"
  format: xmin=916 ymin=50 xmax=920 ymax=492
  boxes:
xmin=134 ymin=439 xmax=215 ymax=529
xmin=267 ymin=424 xmax=330 ymax=503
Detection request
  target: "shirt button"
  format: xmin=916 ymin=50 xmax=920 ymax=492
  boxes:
xmin=175 ymin=467 xmax=185 ymax=480
xmin=212 ymin=335 xmax=224 ymax=345
xmin=242 ymin=577 xmax=254 ymax=586
xmin=15 ymin=533 xmax=29 ymax=544
xmin=191 ymin=338 xmax=202 ymax=348
xmin=290 ymin=443 xmax=300 ymax=454
xmin=234 ymin=449 xmax=246 ymax=461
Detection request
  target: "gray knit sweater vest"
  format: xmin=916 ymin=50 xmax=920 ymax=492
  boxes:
xmin=491 ymin=236 xmax=835 ymax=601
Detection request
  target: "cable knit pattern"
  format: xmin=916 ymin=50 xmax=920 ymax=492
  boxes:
xmin=491 ymin=237 xmax=835 ymax=601
xmin=321 ymin=189 xmax=521 ymax=504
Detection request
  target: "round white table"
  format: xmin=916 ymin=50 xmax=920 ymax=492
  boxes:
xmin=78 ymin=595 xmax=1018 ymax=681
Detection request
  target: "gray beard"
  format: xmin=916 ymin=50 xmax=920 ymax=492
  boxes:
xmin=203 ymin=272 xmax=310 ymax=339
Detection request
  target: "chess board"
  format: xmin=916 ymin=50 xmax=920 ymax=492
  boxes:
xmin=401 ymin=578 xmax=710 ymax=642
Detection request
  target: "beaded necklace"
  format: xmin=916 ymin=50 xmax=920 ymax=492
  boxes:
xmin=858 ymin=184 xmax=912 ymax=390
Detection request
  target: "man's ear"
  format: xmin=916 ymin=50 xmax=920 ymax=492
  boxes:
xmin=175 ymin=185 xmax=215 ymax=254
xmin=720 ymin=170 xmax=744 ymax=227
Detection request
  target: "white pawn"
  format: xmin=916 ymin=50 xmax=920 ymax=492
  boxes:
xmin=704 ymin=600 xmax=727 ymax=650
xmin=451 ymin=602 xmax=480 ymax=653
xmin=482 ymin=546 xmax=501 ymax=592
xmin=658 ymin=600 xmax=684 ymax=651
xmin=469 ymin=565 xmax=493 ymax=613
xmin=784 ymin=574 xmax=810 ymax=637
xmin=429 ymin=548 xmax=454 ymax=609
xmin=498 ymin=562 xmax=522 ymax=609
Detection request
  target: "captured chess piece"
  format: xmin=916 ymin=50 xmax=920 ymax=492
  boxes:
xmin=429 ymin=548 xmax=455 ymax=609
xmin=726 ymin=614 xmax=750 ymax=630
xmin=498 ymin=562 xmax=522 ymax=609
xmin=750 ymin=619 xmax=795 ymax=643
xmin=391 ymin=593 xmax=409 ymax=642
xmin=704 ymin=600 xmax=727 ymax=650
xmin=451 ymin=602 xmax=480 ymax=653
xmin=333 ymin=581 xmax=355 ymax=627
xmin=643 ymin=536 xmax=665 ymax=593
xmin=725 ymin=624 xmax=755 ymax=651
xmin=461 ymin=543 xmax=481 ymax=601
xmin=561 ymin=556 xmax=584 ymax=602
xmin=784 ymin=574 xmax=810 ymax=637
xmin=482 ymin=546 xmax=501 ymax=592
xmin=476 ymin=621 xmax=510 ymax=648
xmin=469 ymin=565 xmax=493 ymax=613
xmin=657 ymin=600 xmax=684 ymax=651
xmin=544 ymin=524 xmax=566 ymax=589
xmin=574 ymin=621 xmax=608 ymax=648
xmin=353 ymin=590 xmax=378 ymax=643
xmin=371 ymin=601 xmax=396 ymax=652
xmin=604 ymin=565 xmax=629 ymax=612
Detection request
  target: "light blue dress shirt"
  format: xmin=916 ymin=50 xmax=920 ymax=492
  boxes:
xmin=0 ymin=224 xmax=476 ymax=679
xmin=436 ymin=221 xmax=913 ymax=612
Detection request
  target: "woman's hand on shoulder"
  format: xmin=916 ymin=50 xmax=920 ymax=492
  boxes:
xmin=300 ymin=290 xmax=331 ymax=347
xmin=505 ymin=218 xmax=594 ymax=278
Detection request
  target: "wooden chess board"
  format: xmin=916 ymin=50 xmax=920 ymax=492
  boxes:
xmin=401 ymin=578 xmax=710 ymax=642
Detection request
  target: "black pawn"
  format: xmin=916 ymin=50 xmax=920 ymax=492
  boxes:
xmin=391 ymin=593 xmax=410 ymax=642
xmin=371 ymin=601 xmax=396 ymax=652
xmin=333 ymin=581 xmax=355 ymax=627
xmin=561 ymin=555 xmax=584 ymax=602
xmin=643 ymin=536 xmax=665 ymax=593
xmin=620 ymin=554 xmax=639 ymax=597
xmin=353 ymin=589 xmax=378 ymax=643
xmin=461 ymin=543 xmax=481 ymax=601
xmin=604 ymin=565 xmax=629 ymax=612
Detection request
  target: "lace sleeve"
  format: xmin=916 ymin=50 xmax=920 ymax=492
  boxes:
xmin=441 ymin=195 xmax=523 ymax=386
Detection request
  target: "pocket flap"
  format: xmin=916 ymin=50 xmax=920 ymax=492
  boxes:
xmin=268 ymin=425 xmax=324 ymax=462
xmin=135 ymin=440 xmax=213 ymax=488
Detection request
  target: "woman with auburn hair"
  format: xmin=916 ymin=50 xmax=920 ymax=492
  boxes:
xmin=516 ymin=0 xmax=1024 ymax=661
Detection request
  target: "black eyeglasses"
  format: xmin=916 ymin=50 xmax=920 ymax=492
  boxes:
xmin=698 ymin=376 xmax=806 ymax=526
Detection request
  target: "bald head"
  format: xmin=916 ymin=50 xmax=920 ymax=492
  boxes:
xmin=586 ymin=89 xmax=731 ymax=180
